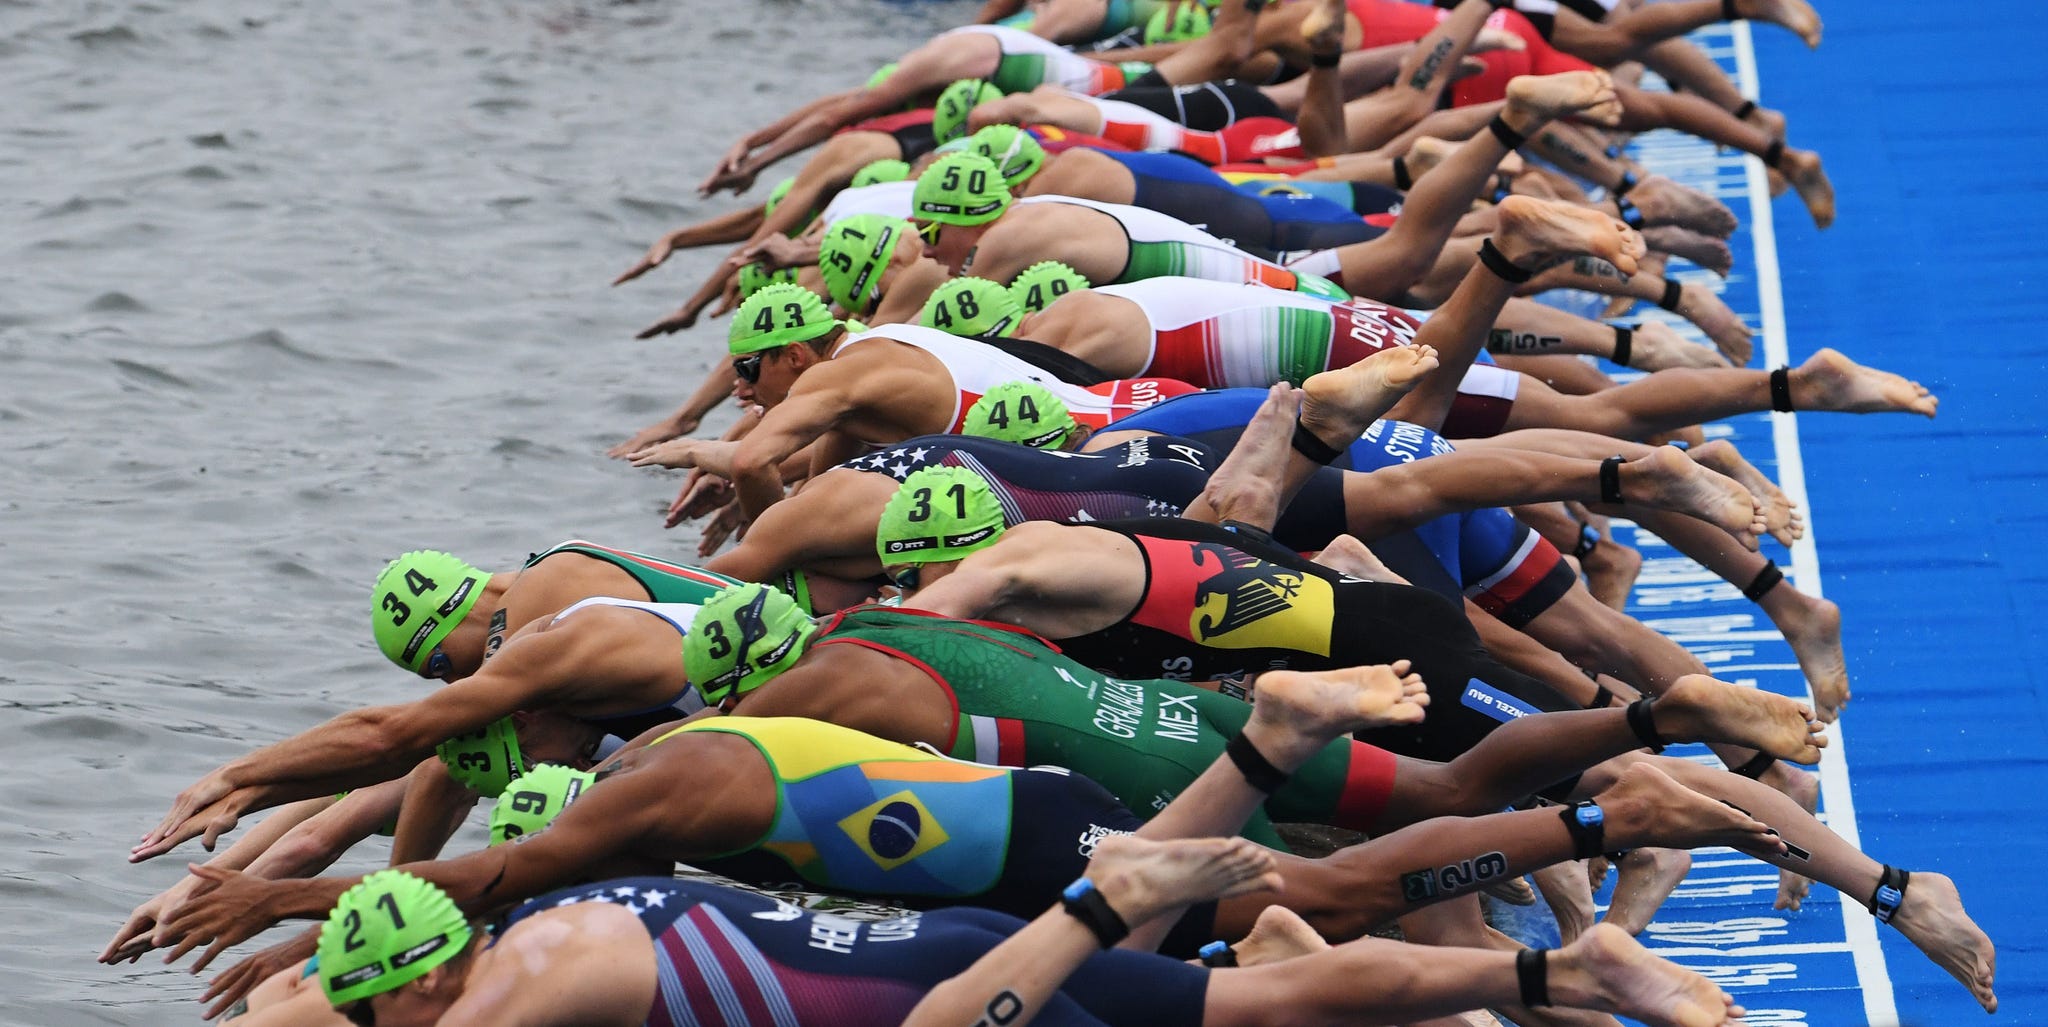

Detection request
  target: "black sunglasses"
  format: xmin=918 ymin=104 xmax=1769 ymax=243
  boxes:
xmin=889 ymin=565 xmax=921 ymax=592
xmin=344 ymin=1001 xmax=376 ymax=1027
xmin=732 ymin=353 xmax=766 ymax=384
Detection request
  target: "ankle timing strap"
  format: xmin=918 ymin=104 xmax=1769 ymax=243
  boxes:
xmin=1290 ymin=422 xmax=1344 ymax=465
xmin=1587 ymin=683 xmax=1615 ymax=710
xmin=1611 ymin=324 xmax=1635 ymax=367
xmin=1486 ymin=114 xmax=1527 ymax=151
xmin=1226 ymin=730 xmax=1292 ymax=794
xmin=1871 ymin=865 xmax=1910 ymax=924
xmin=1656 ymin=277 xmax=1684 ymax=313
xmin=1732 ymin=751 xmax=1778 ymax=779
xmin=1615 ymin=196 xmax=1644 ymax=229
xmin=1624 ymin=698 xmax=1666 ymax=750
xmin=1516 ymin=948 xmax=1550 ymax=1006
xmin=1478 ymin=238 xmax=1533 ymax=283
xmin=1198 ymin=941 xmax=1238 ymax=967
xmin=1392 ymin=154 xmax=1414 ymax=191
xmin=1613 ymin=170 xmax=1639 ymax=198
xmin=1573 ymin=524 xmax=1600 ymax=559
xmin=1769 ymin=367 xmax=1794 ymax=411
xmin=1599 ymin=455 xmax=1626 ymax=505
xmin=1309 ymin=48 xmax=1341 ymax=68
xmin=1762 ymin=138 xmax=1786 ymax=169
xmin=1560 ymin=801 xmax=1607 ymax=859
xmin=1722 ymin=0 xmax=1739 ymax=21
xmin=1734 ymin=99 xmax=1759 ymax=120
xmin=1744 ymin=560 xmax=1785 ymax=601
xmin=1061 ymin=878 xmax=1131 ymax=948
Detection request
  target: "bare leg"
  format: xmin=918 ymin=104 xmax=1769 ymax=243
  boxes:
xmin=1491 ymin=299 xmax=1728 ymax=371
xmin=1603 ymin=847 xmax=1693 ymax=934
xmin=1339 ymin=0 xmax=1501 ymax=152
xmin=1612 ymin=85 xmax=1836 ymax=228
xmin=1534 ymin=860 xmax=1597 ymax=944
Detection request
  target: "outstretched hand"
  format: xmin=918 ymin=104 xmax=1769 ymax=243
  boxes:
xmin=666 ymin=470 xmax=734 ymax=529
xmin=612 ymin=233 xmax=682 ymax=286
xmin=199 ymin=928 xmax=319 ymax=1021
xmin=156 ymin=864 xmax=281 ymax=973
xmin=628 ymin=439 xmax=702 ymax=471
xmin=100 ymin=878 xmax=195 ymax=964
xmin=135 ymin=774 xmax=243 ymax=863
xmin=607 ymin=417 xmax=698 ymax=460
xmin=697 ymin=499 xmax=753 ymax=557
xmin=699 ymin=139 xmax=755 ymax=197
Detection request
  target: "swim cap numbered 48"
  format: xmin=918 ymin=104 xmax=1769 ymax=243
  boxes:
xmin=920 ymin=276 xmax=1023 ymax=337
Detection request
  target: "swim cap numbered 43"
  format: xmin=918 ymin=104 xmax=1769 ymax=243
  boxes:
xmin=729 ymin=282 xmax=840 ymax=355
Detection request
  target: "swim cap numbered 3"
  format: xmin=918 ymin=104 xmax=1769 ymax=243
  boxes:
xmin=961 ymin=381 xmax=1080 ymax=449
xmin=436 ymin=716 xmax=528 ymax=797
xmin=318 ymin=870 xmax=473 ymax=1006
xmin=729 ymin=282 xmax=840 ymax=354
xmin=850 ymin=158 xmax=912 ymax=188
xmin=371 ymin=551 xmax=488 ymax=674
xmin=1008 ymin=260 xmax=1091 ymax=313
xmin=913 ymin=152 xmax=1011 ymax=227
xmin=684 ymin=583 xmax=819 ymax=706
xmin=737 ymin=260 xmax=800 ymax=300
xmin=489 ymin=763 xmax=595 ymax=846
xmin=920 ymin=276 xmax=1023 ymax=337
xmin=876 ymin=466 xmax=1008 ymax=565
xmin=968 ymin=124 xmax=1046 ymax=188
xmin=933 ymin=78 xmax=1003 ymax=145
xmin=818 ymin=213 xmax=911 ymax=314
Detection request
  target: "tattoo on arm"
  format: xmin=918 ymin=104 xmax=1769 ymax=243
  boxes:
xmin=974 ymin=990 xmax=1027 ymax=1026
xmin=1408 ymin=38 xmax=1456 ymax=90
xmin=1487 ymin=329 xmax=1566 ymax=355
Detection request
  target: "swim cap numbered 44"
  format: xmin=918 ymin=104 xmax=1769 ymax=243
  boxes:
xmin=877 ymin=466 xmax=1009 ymax=566
xmin=318 ymin=870 xmax=473 ymax=1006
xmin=729 ymin=282 xmax=840 ymax=355
xmin=920 ymin=276 xmax=1023 ymax=337
xmin=913 ymin=152 xmax=1011 ymax=227
xmin=489 ymin=764 xmax=595 ymax=846
xmin=371 ymin=551 xmax=488 ymax=674
xmin=961 ymin=381 xmax=1080 ymax=449
xmin=684 ymin=583 xmax=819 ymax=706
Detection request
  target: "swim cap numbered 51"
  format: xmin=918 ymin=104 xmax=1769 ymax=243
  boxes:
xmin=818 ymin=213 xmax=911 ymax=314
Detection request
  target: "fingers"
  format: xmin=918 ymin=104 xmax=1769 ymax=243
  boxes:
xmin=189 ymin=934 xmax=237 ymax=975
xmin=131 ymin=820 xmax=202 ymax=863
xmin=612 ymin=258 xmax=656 ymax=287
xmin=633 ymin=312 xmax=689 ymax=340
xmin=101 ymin=910 xmax=157 ymax=963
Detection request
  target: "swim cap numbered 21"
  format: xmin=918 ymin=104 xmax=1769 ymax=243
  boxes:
xmin=318 ymin=870 xmax=473 ymax=1006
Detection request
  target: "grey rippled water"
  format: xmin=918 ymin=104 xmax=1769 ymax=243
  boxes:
xmin=2 ymin=1 xmax=961 ymax=1021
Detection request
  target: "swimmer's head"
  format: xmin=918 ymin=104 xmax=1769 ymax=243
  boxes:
xmin=918 ymin=276 xmax=1023 ymax=337
xmin=435 ymin=716 xmax=528 ymax=797
xmin=763 ymin=176 xmax=796 ymax=216
xmin=876 ymin=466 xmax=1008 ymax=593
xmin=736 ymin=260 xmax=800 ymax=300
xmin=1145 ymin=1 xmax=1212 ymax=43
xmin=488 ymin=763 xmax=595 ymax=846
xmin=967 ymin=124 xmax=1046 ymax=189
xmin=684 ymin=582 xmax=819 ymax=707
xmin=933 ymin=78 xmax=1003 ymax=146
xmin=850 ymin=158 xmax=912 ymax=188
xmin=913 ymin=152 xmax=1011 ymax=273
xmin=729 ymin=283 xmax=844 ymax=405
xmin=371 ymin=551 xmax=490 ymax=677
xmin=318 ymin=870 xmax=474 ymax=1011
xmin=961 ymin=381 xmax=1083 ymax=450
xmin=818 ymin=213 xmax=914 ymax=315
xmin=1008 ymin=260 xmax=1092 ymax=314
xmin=865 ymin=62 xmax=898 ymax=91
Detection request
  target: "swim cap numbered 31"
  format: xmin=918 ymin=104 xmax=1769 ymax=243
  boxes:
xmin=876 ymin=466 xmax=1008 ymax=566
xmin=684 ymin=583 xmax=819 ymax=706
xmin=318 ymin=870 xmax=473 ymax=1006
xmin=919 ymin=276 xmax=1023 ymax=337
xmin=371 ymin=551 xmax=488 ymax=674
xmin=961 ymin=381 xmax=1080 ymax=449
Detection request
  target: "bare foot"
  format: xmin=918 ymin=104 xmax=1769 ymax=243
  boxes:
xmin=1088 ymin=835 xmax=1281 ymax=928
xmin=1672 ymin=281 xmax=1754 ymax=366
xmin=1625 ymin=175 xmax=1738 ymax=238
xmin=1641 ymin=225 xmax=1732 ymax=277
xmin=1582 ymin=537 xmax=1642 ymax=610
xmin=1534 ymin=860 xmax=1597 ymax=944
xmin=1885 ymin=871 xmax=1999 ymax=1013
xmin=1246 ymin=661 xmax=1430 ymax=766
xmin=1775 ymin=146 xmax=1836 ymax=229
xmin=1483 ymin=874 xmax=1538 ymax=906
xmin=1604 ymin=251 xmax=1667 ymax=323
xmin=1788 ymin=347 xmax=1938 ymax=417
xmin=1472 ymin=25 xmax=1527 ymax=53
xmin=1687 ymin=440 xmax=1801 ymax=546
xmin=1762 ymin=764 xmax=1817 ymax=911
xmin=1192 ymin=382 xmax=1299 ymax=527
xmin=1492 ymin=195 xmax=1646 ymax=275
xmin=1651 ymin=674 xmax=1827 ymax=764
xmin=1615 ymin=445 xmax=1766 ymax=547
xmin=1300 ymin=0 xmax=1344 ymax=51
xmin=1603 ymin=848 xmax=1691 ymax=934
xmin=1505 ymin=70 xmax=1622 ymax=128
xmin=1229 ymin=905 xmax=1329 ymax=966
xmin=1550 ymin=923 xmax=1744 ymax=1027
xmin=1768 ymin=590 xmax=1849 ymax=722
xmin=1313 ymin=533 xmax=1411 ymax=584
xmin=1626 ymin=321 xmax=1730 ymax=372
xmin=1298 ymin=344 xmax=1439 ymax=448
xmin=1598 ymin=762 xmax=1784 ymax=856
xmin=1742 ymin=103 xmax=1787 ymax=144
xmin=1737 ymin=0 xmax=1822 ymax=48
xmin=1404 ymin=136 xmax=1456 ymax=181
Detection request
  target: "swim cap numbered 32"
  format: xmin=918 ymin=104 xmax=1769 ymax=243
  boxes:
xmin=684 ymin=583 xmax=819 ymax=706
xmin=371 ymin=551 xmax=488 ymax=674
xmin=876 ymin=466 xmax=1008 ymax=566
xmin=318 ymin=870 xmax=473 ymax=1006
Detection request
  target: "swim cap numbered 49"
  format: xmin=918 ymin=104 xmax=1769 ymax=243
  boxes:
xmin=1008 ymin=260 xmax=1091 ymax=314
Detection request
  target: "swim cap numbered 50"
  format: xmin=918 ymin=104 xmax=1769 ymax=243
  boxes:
xmin=318 ymin=870 xmax=473 ymax=1006
xmin=489 ymin=764 xmax=595 ymax=846
xmin=684 ymin=583 xmax=819 ymax=706
xmin=371 ymin=551 xmax=488 ymax=674
xmin=876 ymin=466 xmax=1008 ymax=565
xmin=919 ymin=276 xmax=1023 ymax=337
xmin=913 ymin=152 xmax=1011 ymax=227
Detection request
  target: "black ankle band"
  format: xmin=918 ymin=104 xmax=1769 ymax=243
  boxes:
xmin=1599 ymin=455 xmax=1626 ymax=505
xmin=1615 ymin=196 xmax=1644 ymax=229
xmin=1871 ymin=865 xmax=1910 ymax=924
xmin=1060 ymin=878 xmax=1131 ymax=948
xmin=1613 ymin=170 xmax=1639 ymax=198
xmin=1310 ymin=48 xmax=1342 ymax=68
xmin=1199 ymin=941 xmax=1239 ymax=967
xmin=1573 ymin=524 xmax=1600 ymax=559
xmin=1392 ymin=154 xmax=1413 ymax=191
xmin=1477 ymin=238 xmax=1533 ymax=283
xmin=1769 ymin=366 xmax=1794 ymax=411
xmin=1226 ymin=730 xmax=1292 ymax=793
xmin=1722 ymin=0 xmax=1738 ymax=21
xmin=1734 ymin=99 xmax=1758 ymax=120
xmin=1611 ymin=324 xmax=1634 ymax=367
xmin=1656 ymin=277 xmax=1684 ymax=312
xmin=1732 ymin=751 xmax=1778 ymax=779
xmin=1290 ymin=421 xmax=1345 ymax=465
xmin=1588 ymin=684 xmax=1615 ymax=710
xmin=1762 ymin=137 xmax=1785 ymax=169
xmin=1624 ymin=697 xmax=1666 ymax=750
xmin=1516 ymin=948 xmax=1551 ymax=1007
xmin=1560 ymin=800 xmax=1607 ymax=859
xmin=1486 ymin=113 xmax=1527 ymax=151
xmin=1743 ymin=560 xmax=1785 ymax=601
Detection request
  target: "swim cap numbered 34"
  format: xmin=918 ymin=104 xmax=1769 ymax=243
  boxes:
xmin=318 ymin=870 xmax=473 ymax=1006
xmin=371 ymin=551 xmax=488 ymax=674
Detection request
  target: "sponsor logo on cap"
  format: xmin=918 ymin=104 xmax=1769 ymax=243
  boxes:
xmin=401 ymin=617 xmax=441 ymax=664
xmin=943 ymin=526 xmax=997 ymax=549
xmin=884 ymin=537 xmax=939 ymax=554
xmin=390 ymin=934 xmax=449 ymax=968
xmin=332 ymin=963 xmax=385 ymax=989
xmin=436 ymin=577 xmax=477 ymax=617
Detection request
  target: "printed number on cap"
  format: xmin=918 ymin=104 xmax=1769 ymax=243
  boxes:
xmin=509 ymin=790 xmax=548 ymax=815
xmin=703 ymin=620 xmax=733 ymax=660
xmin=381 ymin=569 xmax=440 ymax=625
xmin=340 ymin=892 xmax=409 ymax=952
xmin=939 ymin=166 xmax=989 ymax=195
xmin=1025 ymin=279 xmax=1069 ymax=310
xmin=982 ymin=395 xmax=1039 ymax=429
xmin=905 ymin=484 xmax=970 ymax=522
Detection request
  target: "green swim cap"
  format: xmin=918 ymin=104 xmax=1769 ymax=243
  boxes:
xmin=969 ymin=125 xmax=1046 ymax=188
xmin=920 ymin=276 xmax=1023 ymax=337
xmin=737 ymin=260 xmax=800 ymax=300
xmin=1145 ymin=1 xmax=1212 ymax=43
xmin=961 ymin=381 xmax=1080 ymax=449
xmin=684 ymin=583 xmax=819 ymax=706
xmin=877 ymin=466 xmax=1008 ymax=566
xmin=913 ymin=152 xmax=1011 ymax=227
xmin=817 ymin=213 xmax=911 ymax=314
xmin=866 ymin=62 xmax=899 ymax=90
xmin=729 ymin=282 xmax=840 ymax=355
xmin=1009 ymin=260 xmax=1092 ymax=314
xmin=435 ymin=717 xmax=527 ymax=797
xmin=318 ymin=870 xmax=473 ymax=1006
xmin=371 ymin=552 xmax=489 ymax=674
xmin=489 ymin=764 xmax=595 ymax=846
xmin=933 ymin=79 xmax=1003 ymax=146
xmin=851 ymin=158 xmax=912 ymax=188
xmin=764 ymin=177 xmax=796 ymax=216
